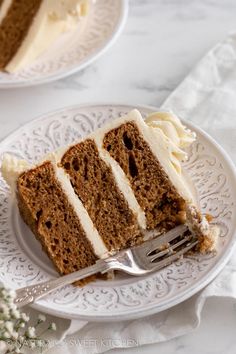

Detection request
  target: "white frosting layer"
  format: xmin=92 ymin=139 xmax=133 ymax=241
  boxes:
xmin=146 ymin=111 xmax=196 ymax=148
xmin=94 ymin=137 xmax=147 ymax=229
xmin=5 ymin=0 xmax=88 ymax=72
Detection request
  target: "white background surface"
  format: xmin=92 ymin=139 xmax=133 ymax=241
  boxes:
xmin=1 ymin=1 xmax=236 ymax=353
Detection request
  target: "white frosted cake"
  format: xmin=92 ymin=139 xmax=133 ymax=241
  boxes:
xmin=1 ymin=110 xmax=217 ymax=284
xmin=0 ymin=0 xmax=89 ymax=72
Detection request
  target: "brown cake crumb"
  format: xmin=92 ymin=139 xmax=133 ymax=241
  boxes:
xmin=205 ymin=213 xmax=213 ymax=222
xmin=186 ymin=205 xmax=216 ymax=253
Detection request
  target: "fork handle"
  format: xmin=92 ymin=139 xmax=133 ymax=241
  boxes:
xmin=14 ymin=259 xmax=109 ymax=308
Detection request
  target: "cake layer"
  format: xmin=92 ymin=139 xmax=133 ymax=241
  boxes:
xmin=61 ymin=139 xmax=143 ymax=251
xmin=0 ymin=0 xmax=42 ymax=69
xmin=103 ymin=121 xmax=186 ymax=230
xmin=17 ymin=161 xmax=98 ymax=276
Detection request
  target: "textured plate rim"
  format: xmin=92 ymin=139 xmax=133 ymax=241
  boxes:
xmin=1 ymin=102 xmax=236 ymax=322
xmin=0 ymin=0 xmax=128 ymax=89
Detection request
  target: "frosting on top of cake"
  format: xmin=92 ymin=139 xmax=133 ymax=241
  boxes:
xmin=146 ymin=111 xmax=196 ymax=174
xmin=146 ymin=111 xmax=196 ymax=148
xmin=3 ymin=0 xmax=88 ymax=72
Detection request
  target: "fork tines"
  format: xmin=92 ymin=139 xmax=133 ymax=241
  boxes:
xmin=137 ymin=224 xmax=198 ymax=265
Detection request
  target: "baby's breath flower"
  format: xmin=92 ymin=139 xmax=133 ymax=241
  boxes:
xmin=35 ymin=339 xmax=47 ymax=348
xmin=8 ymin=290 xmax=16 ymax=299
xmin=11 ymin=308 xmax=20 ymax=319
xmin=38 ymin=314 xmax=46 ymax=323
xmin=2 ymin=331 xmax=10 ymax=339
xmin=0 ymin=286 xmax=57 ymax=353
xmin=5 ymin=321 xmax=14 ymax=334
xmin=26 ymin=326 xmax=36 ymax=338
xmin=19 ymin=321 xmax=25 ymax=328
xmin=48 ymin=322 xmax=57 ymax=331
xmin=28 ymin=340 xmax=36 ymax=349
xmin=0 ymin=303 xmax=10 ymax=318
xmin=7 ymin=297 xmax=15 ymax=306
xmin=20 ymin=313 xmax=29 ymax=322
xmin=9 ymin=302 xmax=17 ymax=311
xmin=11 ymin=331 xmax=19 ymax=340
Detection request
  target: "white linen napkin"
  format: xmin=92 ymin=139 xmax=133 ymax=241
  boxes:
xmin=13 ymin=32 xmax=236 ymax=354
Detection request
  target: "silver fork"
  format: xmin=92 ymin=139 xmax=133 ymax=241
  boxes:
xmin=14 ymin=225 xmax=198 ymax=308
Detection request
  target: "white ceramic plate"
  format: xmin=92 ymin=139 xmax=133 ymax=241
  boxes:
xmin=0 ymin=1 xmax=128 ymax=88
xmin=0 ymin=103 xmax=236 ymax=321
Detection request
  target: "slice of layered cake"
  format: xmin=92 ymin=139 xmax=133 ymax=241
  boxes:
xmin=0 ymin=0 xmax=89 ymax=72
xmin=1 ymin=110 xmax=217 ymax=282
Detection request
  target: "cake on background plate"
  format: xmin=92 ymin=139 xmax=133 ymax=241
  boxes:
xmin=1 ymin=110 xmax=217 ymax=283
xmin=0 ymin=0 xmax=89 ymax=73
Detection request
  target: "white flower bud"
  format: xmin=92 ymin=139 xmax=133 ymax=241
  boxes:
xmin=29 ymin=341 xmax=36 ymax=349
xmin=19 ymin=321 xmax=25 ymax=328
xmin=12 ymin=331 xmax=19 ymax=340
xmin=0 ymin=303 xmax=10 ymax=318
xmin=21 ymin=313 xmax=30 ymax=322
xmin=36 ymin=339 xmax=45 ymax=348
xmin=11 ymin=309 xmax=20 ymax=319
xmin=26 ymin=326 xmax=36 ymax=338
xmin=8 ymin=290 xmax=16 ymax=299
xmin=50 ymin=322 xmax=57 ymax=331
xmin=5 ymin=321 xmax=14 ymax=334
xmin=38 ymin=314 xmax=46 ymax=322
xmin=3 ymin=331 xmax=10 ymax=339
